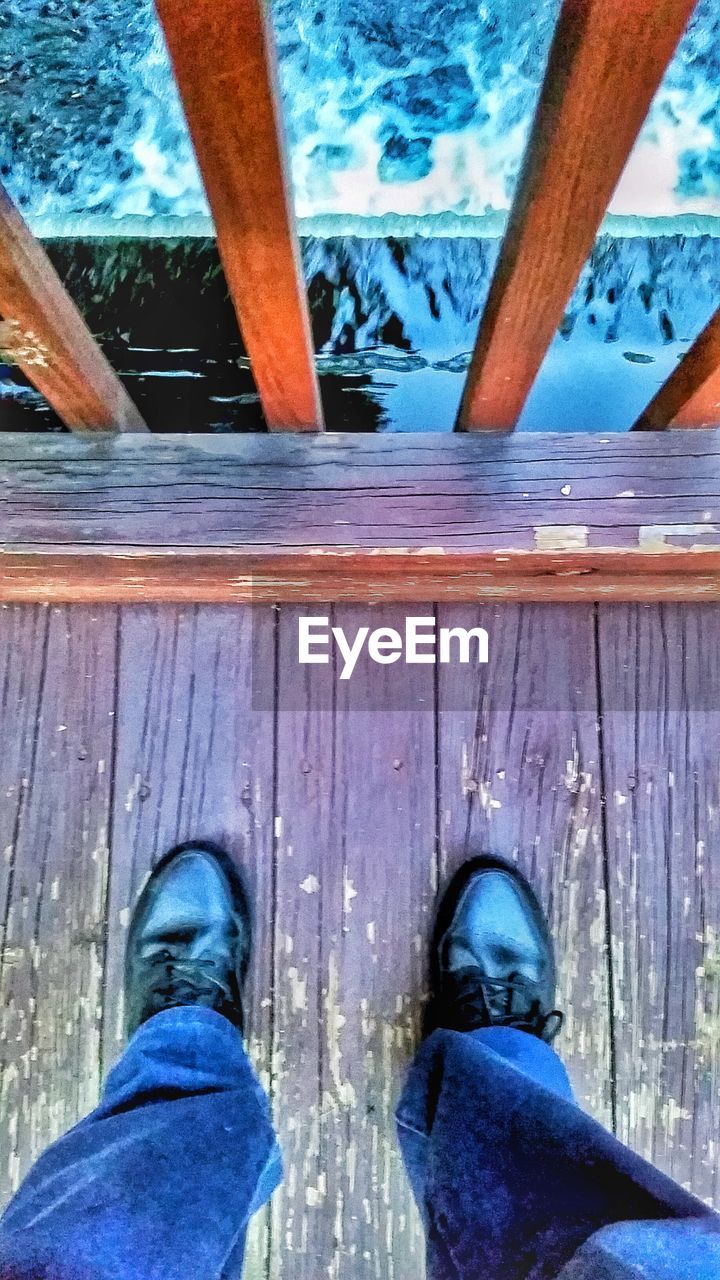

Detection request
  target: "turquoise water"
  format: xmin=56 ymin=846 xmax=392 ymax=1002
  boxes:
xmin=1 ymin=1 xmax=720 ymax=431
xmin=2 ymin=0 xmax=720 ymax=227
xmin=0 ymin=233 xmax=717 ymax=433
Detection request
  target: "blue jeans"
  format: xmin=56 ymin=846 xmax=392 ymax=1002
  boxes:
xmin=397 ymin=1027 xmax=718 ymax=1278
xmin=0 ymin=1009 xmax=716 ymax=1279
xmin=0 ymin=1010 xmax=281 ymax=1280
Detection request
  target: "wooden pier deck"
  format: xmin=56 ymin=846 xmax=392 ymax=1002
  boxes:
xmin=0 ymin=600 xmax=718 ymax=1278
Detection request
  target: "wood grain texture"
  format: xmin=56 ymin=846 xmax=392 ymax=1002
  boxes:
xmin=103 ymin=604 xmax=276 ymax=1276
xmin=457 ymin=0 xmax=697 ymax=431
xmin=1 ymin=596 xmax=719 ymax=1260
xmin=0 ymin=184 xmax=147 ymax=432
xmin=0 ymin=605 xmax=117 ymax=1203
xmin=437 ymin=604 xmax=613 ymax=1123
xmin=2 ymin=432 xmax=720 ymax=602
xmin=154 ymin=0 xmax=323 ymax=432
xmin=5 ymin=552 xmax=720 ymax=605
xmin=598 ymin=604 xmax=720 ymax=1205
xmin=634 ymin=307 xmax=720 ymax=430
xmin=271 ymin=605 xmax=436 ymax=1278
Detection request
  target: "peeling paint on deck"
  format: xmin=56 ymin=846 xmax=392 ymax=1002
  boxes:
xmin=0 ymin=600 xmax=718 ymax=1279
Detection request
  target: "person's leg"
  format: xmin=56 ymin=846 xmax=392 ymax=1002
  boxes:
xmin=463 ymin=1023 xmax=575 ymax=1099
xmin=397 ymin=1023 xmax=572 ymax=1220
xmin=0 ymin=841 xmax=282 ymax=1280
xmin=396 ymin=856 xmax=715 ymax=1280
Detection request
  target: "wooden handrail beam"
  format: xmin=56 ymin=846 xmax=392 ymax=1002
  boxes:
xmin=634 ymin=307 xmax=720 ymax=430
xmin=0 ymin=183 xmax=147 ymax=432
xmin=155 ymin=0 xmax=324 ymax=432
xmin=457 ymin=0 xmax=698 ymax=433
xmin=1 ymin=431 xmax=720 ymax=601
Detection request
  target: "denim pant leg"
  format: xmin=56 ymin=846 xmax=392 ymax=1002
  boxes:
xmin=0 ymin=1007 xmax=282 ymax=1280
xmin=396 ymin=1027 xmax=709 ymax=1280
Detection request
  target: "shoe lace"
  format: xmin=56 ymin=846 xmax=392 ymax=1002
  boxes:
xmin=442 ymin=965 xmax=564 ymax=1042
xmin=144 ymin=950 xmax=235 ymax=1010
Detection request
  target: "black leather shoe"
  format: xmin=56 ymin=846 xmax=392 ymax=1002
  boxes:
xmin=427 ymin=855 xmax=563 ymax=1042
xmin=124 ymin=840 xmax=251 ymax=1039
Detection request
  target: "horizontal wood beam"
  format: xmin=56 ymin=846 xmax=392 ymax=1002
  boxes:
xmin=0 ymin=183 xmax=147 ymax=432
xmin=457 ymin=0 xmax=697 ymax=433
xmin=634 ymin=307 xmax=720 ymax=430
xmin=3 ymin=550 xmax=720 ymax=605
xmin=1 ymin=432 xmax=720 ymax=602
xmin=155 ymin=0 xmax=323 ymax=432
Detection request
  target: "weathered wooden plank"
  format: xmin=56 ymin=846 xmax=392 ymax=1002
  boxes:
xmin=0 ymin=184 xmax=147 ymax=433
xmin=0 ymin=605 xmax=117 ymax=1202
xmin=103 ymin=604 xmax=276 ymax=1275
xmin=634 ymin=307 xmax=720 ymax=431
xmin=6 ymin=551 xmax=720 ymax=604
xmin=3 ymin=430 xmax=720 ymax=465
xmin=155 ymin=0 xmax=323 ymax=432
xmin=0 ymin=592 xmax=717 ymax=1260
xmin=598 ymin=604 xmax=720 ymax=1206
xmin=1 ymin=432 xmax=720 ymax=601
xmin=0 ymin=607 xmax=49 ymax=967
xmin=272 ymin=605 xmax=436 ymax=1278
xmin=457 ymin=0 xmax=697 ymax=431
xmin=0 ymin=605 xmax=51 ymax=1206
xmin=437 ymin=604 xmax=612 ymax=1124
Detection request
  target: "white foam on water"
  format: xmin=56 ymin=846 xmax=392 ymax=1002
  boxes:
xmin=26 ymin=211 xmax=720 ymax=241
xmin=9 ymin=0 xmax=720 ymax=234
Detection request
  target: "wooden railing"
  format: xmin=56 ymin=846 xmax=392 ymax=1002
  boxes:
xmin=456 ymin=0 xmax=700 ymax=432
xmin=634 ymin=307 xmax=720 ymax=430
xmin=0 ymin=183 xmax=147 ymax=432
xmin=155 ymin=0 xmax=323 ymax=432
xmin=2 ymin=431 xmax=720 ymax=602
xmin=0 ymin=0 xmax=716 ymax=436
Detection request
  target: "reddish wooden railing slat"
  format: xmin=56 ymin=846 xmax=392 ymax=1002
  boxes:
xmin=0 ymin=183 xmax=147 ymax=432
xmin=155 ymin=0 xmax=324 ymax=432
xmin=634 ymin=307 xmax=720 ymax=430
xmin=457 ymin=0 xmax=698 ymax=433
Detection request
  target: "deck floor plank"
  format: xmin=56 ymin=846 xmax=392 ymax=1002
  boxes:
xmin=436 ymin=603 xmax=613 ymax=1125
xmin=0 ymin=605 xmax=117 ymax=1201
xmin=598 ymin=603 xmax=720 ymax=1205
xmin=103 ymin=604 xmax=276 ymax=1276
xmin=103 ymin=603 xmax=276 ymax=1277
xmin=271 ymin=605 xmax=436 ymax=1279
xmin=0 ymin=598 xmax=718 ymax=1267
